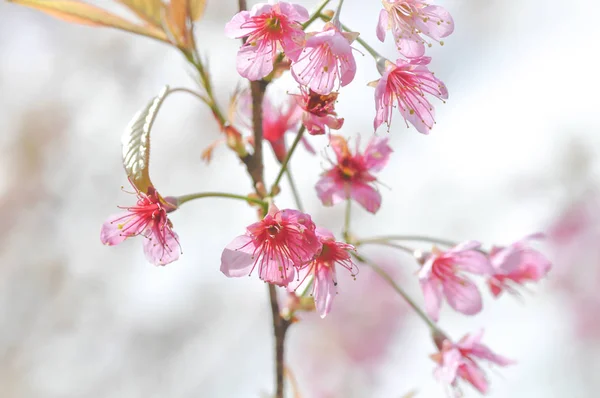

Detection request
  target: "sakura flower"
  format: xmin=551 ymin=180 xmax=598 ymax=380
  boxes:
xmin=372 ymin=57 xmax=448 ymax=134
xmin=289 ymin=228 xmax=358 ymax=318
xmin=296 ymin=85 xmax=344 ymax=135
xmin=101 ymin=184 xmax=181 ymax=266
xmin=291 ymin=22 xmax=358 ymax=95
xmin=236 ymin=89 xmax=314 ymax=162
xmin=316 ymin=134 xmax=392 ymax=214
xmin=487 ymin=233 xmax=552 ymax=297
xmin=376 ymin=0 xmax=454 ymax=58
xmin=418 ymin=241 xmax=492 ymax=321
xmin=220 ymin=204 xmax=321 ymax=286
xmin=225 ymin=2 xmax=309 ymax=80
xmin=431 ymin=330 xmax=514 ymax=395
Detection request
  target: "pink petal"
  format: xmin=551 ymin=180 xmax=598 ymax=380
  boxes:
xmin=278 ymin=2 xmax=309 ymax=23
xmin=373 ymin=76 xmax=389 ymax=131
xmin=249 ymin=3 xmax=272 ymax=17
xmin=442 ymin=277 xmax=483 ymax=316
xmin=397 ymin=37 xmax=426 ymax=59
xmin=350 ymin=182 xmax=382 ymax=214
xmin=452 ymin=250 xmax=493 ymax=275
xmin=415 ymin=6 xmax=454 ymax=40
xmin=458 ymin=362 xmax=489 ymax=394
xmin=315 ymin=174 xmax=347 ymax=207
xmin=376 ymin=9 xmax=388 ymax=42
xmin=236 ymin=45 xmax=275 ymax=81
xmin=224 ymin=11 xmax=251 ymax=38
xmin=314 ymin=266 xmax=336 ymax=318
xmin=363 ymin=136 xmax=392 ymax=172
xmin=142 ymin=229 xmax=180 ymax=266
xmin=259 ymin=257 xmax=295 ymax=286
xmin=421 ymin=278 xmax=443 ymax=322
xmin=220 ymin=235 xmax=256 ymax=277
xmin=434 ymin=348 xmax=461 ymax=384
xmin=100 ymin=212 xmax=142 ymax=246
xmin=452 ymin=240 xmax=482 ymax=252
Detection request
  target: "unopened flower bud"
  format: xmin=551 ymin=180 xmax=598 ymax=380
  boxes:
xmin=255 ymin=182 xmax=268 ymax=198
xmin=322 ymin=9 xmax=335 ymax=19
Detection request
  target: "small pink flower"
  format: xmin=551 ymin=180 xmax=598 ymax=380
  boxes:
xmin=487 ymin=233 xmax=551 ymax=297
xmin=315 ymin=134 xmax=392 ymax=214
xmin=372 ymin=57 xmax=448 ymax=134
xmin=237 ymin=90 xmax=314 ymax=162
xmin=376 ymin=0 xmax=454 ymax=58
xmin=296 ymin=86 xmax=344 ymax=135
xmin=289 ymin=228 xmax=358 ymax=318
xmin=431 ymin=330 xmax=514 ymax=394
xmin=291 ymin=22 xmax=358 ymax=95
xmin=225 ymin=2 xmax=309 ymax=80
xmin=101 ymin=184 xmax=181 ymax=266
xmin=418 ymin=241 xmax=492 ymax=321
xmin=220 ymin=204 xmax=321 ymax=286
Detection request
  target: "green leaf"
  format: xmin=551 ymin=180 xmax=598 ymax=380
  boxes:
xmin=122 ymin=86 xmax=170 ymax=193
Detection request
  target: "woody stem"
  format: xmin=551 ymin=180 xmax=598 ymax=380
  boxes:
xmin=236 ymin=2 xmax=287 ymax=397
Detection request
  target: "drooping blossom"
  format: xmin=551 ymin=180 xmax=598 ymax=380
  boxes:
xmin=376 ymin=0 xmax=454 ymax=58
xmin=487 ymin=233 xmax=552 ymax=297
xmin=220 ymin=204 xmax=321 ymax=286
xmin=225 ymin=2 xmax=309 ymax=80
xmin=295 ymin=85 xmax=344 ymax=135
xmin=289 ymin=228 xmax=358 ymax=318
xmin=101 ymin=183 xmax=181 ymax=266
xmin=418 ymin=241 xmax=492 ymax=321
xmin=431 ymin=330 xmax=514 ymax=395
xmin=236 ymin=89 xmax=314 ymax=162
xmin=316 ymin=134 xmax=392 ymax=214
xmin=372 ymin=56 xmax=448 ymax=134
xmin=291 ymin=22 xmax=358 ymax=95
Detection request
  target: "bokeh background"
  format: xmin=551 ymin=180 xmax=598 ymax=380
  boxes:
xmin=1 ymin=0 xmax=599 ymax=397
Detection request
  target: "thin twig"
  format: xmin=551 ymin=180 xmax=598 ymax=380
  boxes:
xmin=271 ymin=125 xmax=305 ymax=194
xmin=285 ymin=166 xmax=305 ymax=212
xmin=268 ymin=284 xmax=290 ymax=398
xmin=357 ymin=235 xmax=457 ymax=247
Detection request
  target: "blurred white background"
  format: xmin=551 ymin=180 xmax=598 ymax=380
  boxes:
xmin=1 ymin=0 xmax=599 ymax=397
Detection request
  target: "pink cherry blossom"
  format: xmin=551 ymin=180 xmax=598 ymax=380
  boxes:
xmin=291 ymin=22 xmax=358 ymax=95
xmin=431 ymin=330 xmax=514 ymax=394
xmin=315 ymin=134 xmax=392 ymax=214
xmin=418 ymin=241 xmax=492 ymax=321
xmin=220 ymin=204 xmax=321 ymax=286
xmin=101 ymin=184 xmax=181 ymax=266
xmin=487 ymin=233 xmax=552 ymax=297
xmin=376 ymin=0 xmax=454 ymax=58
xmin=237 ymin=89 xmax=315 ymax=162
xmin=289 ymin=228 xmax=358 ymax=318
xmin=225 ymin=2 xmax=309 ymax=80
xmin=372 ymin=57 xmax=448 ymax=134
xmin=296 ymin=85 xmax=344 ymax=135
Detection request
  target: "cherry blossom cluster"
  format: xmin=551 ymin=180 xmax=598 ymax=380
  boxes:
xmin=89 ymin=0 xmax=552 ymax=396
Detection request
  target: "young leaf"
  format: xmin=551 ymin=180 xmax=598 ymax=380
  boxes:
xmin=116 ymin=0 xmax=164 ymax=28
xmin=165 ymin=0 xmax=189 ymax=47
xmin=8 ymin=0 xmax=168 ymax=42
xmin=122 ymin=86 xmax=170 ymax=193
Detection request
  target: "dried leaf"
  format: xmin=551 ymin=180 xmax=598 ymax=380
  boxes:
xmin=8 ymin=0 xmax=168 ymax=42
xmin=189 ymin=0 xmax=206 ymax=21
xmin=116 ymin=0 xmax=164 ymax=27
xmin=122 ymin=86 xmax=170 ymax=193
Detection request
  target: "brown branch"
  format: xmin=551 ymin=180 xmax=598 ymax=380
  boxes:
xmin=268 ymin=284 xmax=291 ymax=398
xmin=234 ymin=3 xmax=289 ymax=398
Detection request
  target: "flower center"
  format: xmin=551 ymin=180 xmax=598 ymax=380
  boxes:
xmin=338 ymin=158 xmax=360 ymax=180
xmin=267 ymin=224 xmax=281 ymax=237
xmin=264 ymin=16 xmax=282 ymax=33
